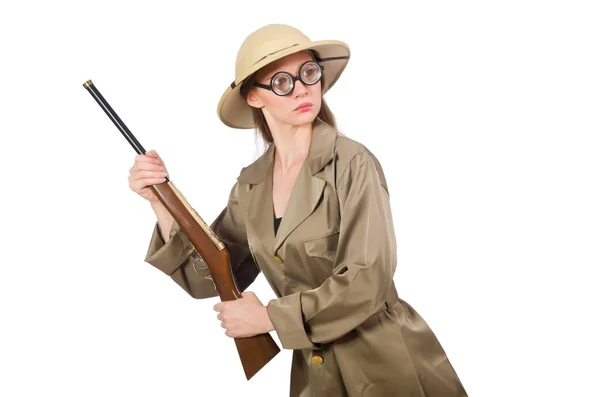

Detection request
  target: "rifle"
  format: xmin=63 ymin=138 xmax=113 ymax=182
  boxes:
xmin=82 ymin=80 xmax=280 ymax=380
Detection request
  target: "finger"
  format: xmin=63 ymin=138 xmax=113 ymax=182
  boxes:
xmin=133 ymin=162 xmax=166 ymax=173
xmin=132 ymin=170 xmax=168 ymax=180
xmin=225 ymin=328 xmax=240 ymax=338
xmin=146 ymin=150 xmax=165 ymax=163
xmin=130 ymin=174 xmax=160 ymax=185
xmin=131 ymin=177 xmax=168 ymax=188
xmin=131 ymin=178 xmax=168 ymax=191
xmin=136 ymin=153 xmax=160 ymax=163
xmin=136 ymin=154 xmax=162 ymax=165
xmin=214 ymin=303 xmax=223 ymax=312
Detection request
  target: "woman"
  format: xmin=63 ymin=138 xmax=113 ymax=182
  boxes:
xmin=130 ymin=24 xmax=467 ymax=397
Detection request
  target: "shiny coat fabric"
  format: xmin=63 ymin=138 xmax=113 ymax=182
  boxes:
xmin=144 ymin=119 xmax=468 ymax=396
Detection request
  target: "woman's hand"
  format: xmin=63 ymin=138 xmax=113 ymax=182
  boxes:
xmin=213 ymin=292 xmax=275 ymax=338
xmin=128 ymin=149 xmax=169 ymax=203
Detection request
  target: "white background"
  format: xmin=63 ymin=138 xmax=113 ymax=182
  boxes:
xmin=1 ymin=1 xmax=598 ymax=396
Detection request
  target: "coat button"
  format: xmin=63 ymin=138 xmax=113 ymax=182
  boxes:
xmin=311 ymin=355 xmax=324 ymax=365
xmin=273 ymin=255 xmax=283 ymax=264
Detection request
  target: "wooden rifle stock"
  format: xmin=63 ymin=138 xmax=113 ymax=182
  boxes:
xmin=83 ymin=80 xmax=280 ymax=380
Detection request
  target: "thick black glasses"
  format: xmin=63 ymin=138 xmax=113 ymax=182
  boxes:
xmin=254 ymin=61 xmax=324 ymax=96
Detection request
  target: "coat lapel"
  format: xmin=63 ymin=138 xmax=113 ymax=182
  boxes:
xmin=239 ymin=144 xmax=277 ymax=253
xmin=237 ymin=119 xmax=337 ymax=255
xmin=273 ymin=158 xmax=326 ymax=253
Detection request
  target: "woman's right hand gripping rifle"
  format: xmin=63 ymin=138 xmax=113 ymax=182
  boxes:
xmin=128 ymin=149 xmax=173 ymax=242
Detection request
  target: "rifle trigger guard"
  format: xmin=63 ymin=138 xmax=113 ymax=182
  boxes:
xmin=192 ymin=252 xmax=210 ymax=278
xmin=191 ymin=250 xmax=216 ymax=290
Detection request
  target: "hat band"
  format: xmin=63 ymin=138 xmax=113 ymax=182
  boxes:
xmin=250 ymin=44 xmax=300 ymax=67
xmin=312 ymin=55 xmax=350 ymax=63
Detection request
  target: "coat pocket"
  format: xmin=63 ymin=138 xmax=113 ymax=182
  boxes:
xmin=303 ymin=230 xmax=340 ymax=262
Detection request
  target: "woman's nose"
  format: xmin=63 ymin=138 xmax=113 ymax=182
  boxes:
xmin=292 ymin=80 xmax=309 ymax=98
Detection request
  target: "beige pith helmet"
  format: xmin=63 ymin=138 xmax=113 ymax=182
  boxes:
xmin=217 ymin=24 xmax=351 ymax=129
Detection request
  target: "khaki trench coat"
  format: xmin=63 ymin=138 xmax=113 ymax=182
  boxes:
xmin=144 ymin=119 xmax=467 ymax=397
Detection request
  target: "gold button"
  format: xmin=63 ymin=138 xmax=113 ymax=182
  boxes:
xmin=273 ymin=255 xmax=283 ymax=264
xmin=311 ymin=355 xmax=324 ymax=365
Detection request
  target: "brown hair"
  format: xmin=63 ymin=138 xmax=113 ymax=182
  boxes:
xmin=239 ymin=50 xmax=341 ymax=150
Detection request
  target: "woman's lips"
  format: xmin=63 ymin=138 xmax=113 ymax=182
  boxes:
xmin=294 ymin=102 xmax=313 ymax=111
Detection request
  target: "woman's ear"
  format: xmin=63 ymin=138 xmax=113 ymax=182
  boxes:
xmin=246 ymin=89 xmax=264 ymax=109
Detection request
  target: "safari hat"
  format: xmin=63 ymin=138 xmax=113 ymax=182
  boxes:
xmin=217 ymin=24 xmax=350 ymax=129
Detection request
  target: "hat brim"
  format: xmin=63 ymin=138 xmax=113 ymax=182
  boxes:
xmin=217 ymin=40 xmax=350 ymax=129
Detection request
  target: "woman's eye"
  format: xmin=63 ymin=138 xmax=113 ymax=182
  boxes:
xmin=274 ymin=77 xmax=287 ymax=87
xmin=302 ymin=65 xmax=319 ymax=81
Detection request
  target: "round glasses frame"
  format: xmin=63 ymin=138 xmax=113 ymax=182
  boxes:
xmin=253 ymin=61 xmax=325 ymax=96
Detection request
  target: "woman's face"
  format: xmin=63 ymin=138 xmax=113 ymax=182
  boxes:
xmin=246 ymin=51 xmax=322 ymax=129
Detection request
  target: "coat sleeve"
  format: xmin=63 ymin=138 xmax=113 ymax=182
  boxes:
xmin=266 ymin=151 xmax=398 ymax=350
xmin=144 ymin=181 xmax=260 ymax=299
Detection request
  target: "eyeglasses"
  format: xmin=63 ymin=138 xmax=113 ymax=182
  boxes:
xmin=254 ymin=60 xmax=324 ymax=96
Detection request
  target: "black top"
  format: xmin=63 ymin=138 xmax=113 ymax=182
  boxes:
xmin=274 ymin=217 xmax=282 ymax=235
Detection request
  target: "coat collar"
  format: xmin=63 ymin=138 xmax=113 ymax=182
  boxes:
xmin=237 ymin=118 xmax=337 ymax=185
xmin=236 ymin=118 xmax=338 ymax=254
